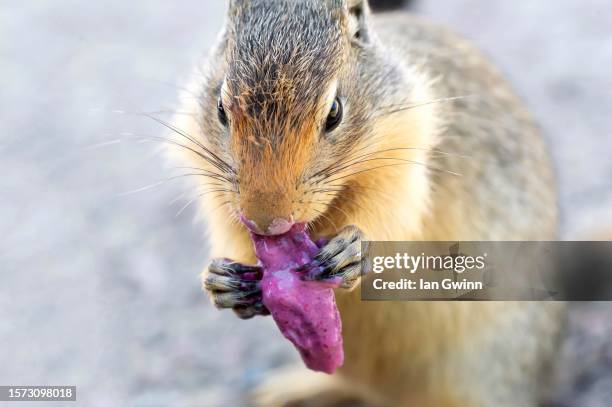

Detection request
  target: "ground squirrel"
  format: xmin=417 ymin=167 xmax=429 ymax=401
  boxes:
xmin=169 ymin=1 xmax=566 ymax=405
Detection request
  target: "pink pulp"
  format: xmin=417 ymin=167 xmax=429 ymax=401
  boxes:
xmin=251 ymin=224 xmax=344 ymax=374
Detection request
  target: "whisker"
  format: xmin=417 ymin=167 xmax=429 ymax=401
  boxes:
xmin=175 ymin=196 xmax=201 ymax=218
xmin=139 ymin=78 xmax=202 ymax=99
xmin=141 ymin=109 xmax=197 ymax=117
xmin=180 ymin=172 xmax=236 ymax=184
xmin=310 ymin=187 xmax=345 ymax=193
xmin=312 ymin=145 xmax=467 ymax=182
xmin=176 ymin=190 xmax=229 ymax=218
xmin=376 ymin=95 xmax=475 ymax=117
xmin=118 ymin=180 xmax=170 ymax=197
xmin=341 ymin=183 xmax=397 ymax=200
xmin=210 ymin=200 xmax=234 ymax=216
xmin=169 ymin=191 xmax=188 ymax=206
xmin=125 ymin=133 xmax=237 ymax=183
xmin=118 ymin=172 xmax=232 ymax=197
xmin=326 ymin=162 xmax=461 ymax=185
xmin=82 ymin=139 xmax=123 ymax=151
xmin=327 ymin=156 xmax=462 ymax=179
xmin=325 ymin=202 xmax=352 ymax=221
xmin=143 ymin=114 xmax=235 ymax=176
xmin=312 ymin=207 xmax=339 ymax=232
xmin=109 ymin=109 xmax=234 ymax=176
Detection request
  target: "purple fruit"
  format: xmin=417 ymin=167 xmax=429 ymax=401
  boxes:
xmin=251 ymin=224 xmax=344 ymax=374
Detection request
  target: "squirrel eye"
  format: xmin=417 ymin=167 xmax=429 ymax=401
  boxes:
xmin=217 ymin=97 xmax=228 ymax=127
xmin=325 ymin=98 xmax=343 ymax=132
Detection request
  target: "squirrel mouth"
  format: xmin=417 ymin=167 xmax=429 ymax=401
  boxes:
xmin=239 ymin=215 xmax=295 ymax=236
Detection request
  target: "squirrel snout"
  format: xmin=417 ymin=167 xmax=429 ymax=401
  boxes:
xmin=240 ymin=214 xmax=294 ymax=236
xmin=238 ymin=179 xmax=298 ymax=235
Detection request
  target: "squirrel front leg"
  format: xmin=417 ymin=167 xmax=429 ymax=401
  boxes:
xmin=202 ymin=217 xmax=269 ymax=319
xmin=302 ymin=225 xmax=366 ymax=290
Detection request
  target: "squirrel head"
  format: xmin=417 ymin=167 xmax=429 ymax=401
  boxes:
xmin=192 ymin=0 xmax=434 ymax=235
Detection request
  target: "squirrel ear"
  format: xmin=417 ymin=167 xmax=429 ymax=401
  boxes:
xmin=346 ymin=0 xmax=371 ymax=42
xmin=327 ymin=0 xmax=370 ymax=11
xmin=347 ymin=0 xmax=370 ymax=7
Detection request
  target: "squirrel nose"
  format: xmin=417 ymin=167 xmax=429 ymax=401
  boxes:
xmin=240 ymin=215 xmax=294 ymax=236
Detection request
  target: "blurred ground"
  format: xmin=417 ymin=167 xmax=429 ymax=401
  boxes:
xmin=0 ymin=1 xmax=611 ymax=406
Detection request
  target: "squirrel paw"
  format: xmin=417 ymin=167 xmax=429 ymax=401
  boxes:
xmin=301 ymin=225 xmax=365 ymax=290
xmin=203 ymin=258 xmax=270 ymax=319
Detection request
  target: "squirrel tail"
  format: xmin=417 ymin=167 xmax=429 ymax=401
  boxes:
xmin=369 ymin=0 xmax=410 ymax=11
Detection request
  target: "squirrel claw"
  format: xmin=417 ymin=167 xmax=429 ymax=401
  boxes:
xmin=301 ymin=225 xmax=365 ymax=290
xmin=203 ymin=258 xmax=269 ymax=319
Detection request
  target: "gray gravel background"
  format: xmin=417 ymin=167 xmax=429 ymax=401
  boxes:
xmin=1 ymin=1 xmax=611 ymax=406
